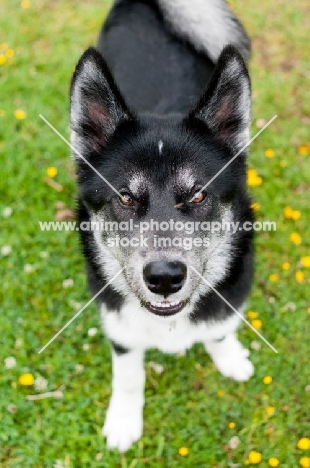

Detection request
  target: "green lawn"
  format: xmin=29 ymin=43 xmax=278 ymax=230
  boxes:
xmin=1 ymin=0 xmax=309 ymax=466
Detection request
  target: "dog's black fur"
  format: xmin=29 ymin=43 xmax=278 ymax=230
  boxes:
xmin=98 ymin=0 xmax=215 ymax=113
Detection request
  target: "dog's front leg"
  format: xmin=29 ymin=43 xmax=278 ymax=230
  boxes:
xmin=205 ymin=332 xmax=254 ymax=382
xmin=103 ymin=346 xmax=145 ymax=452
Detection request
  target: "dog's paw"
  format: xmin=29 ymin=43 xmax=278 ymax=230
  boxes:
xmin=102 ymin=403 xmax=143 ymax=452
xmin=213 ymin=349 xmax=254 ymax=381
xmin=206 ymin=335 xmax=254 ymax=382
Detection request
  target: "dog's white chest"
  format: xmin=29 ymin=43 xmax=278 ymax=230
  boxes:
xmin=101 ymin=301 xmax=201 ymax=353
xmin=101 ymin=299 xmax=240 ymax=354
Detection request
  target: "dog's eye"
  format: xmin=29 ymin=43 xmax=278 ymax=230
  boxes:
xmin=191 ymin=191 xmax=206 ymax=204
xmin=119 ymin=193 xmax=134 ymax=206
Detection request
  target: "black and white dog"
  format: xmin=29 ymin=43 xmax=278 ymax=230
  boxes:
xmin=70 ymin=0 xmax=254 ymax=452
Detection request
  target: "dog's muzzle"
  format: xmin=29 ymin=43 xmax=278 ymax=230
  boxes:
xmin=143 ymin=260 xmax=187 ymax=316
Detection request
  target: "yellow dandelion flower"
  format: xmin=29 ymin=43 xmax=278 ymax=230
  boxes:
xmin=283 ymin=206 xmax=301 ymax=220
xmin=266 ymin=406 xmax=275 ymax=416
xmin=282 ymin=262 xmax=290 ymax=270
xmin=251 ymin=202 xmax=260 ymax=212
xmin=247 ymin=169 xmax=262 ymax=187
xmin=284 ymin=206 xmax=294 ymax=219
xmin=46 ymin=166 xmax=58 ymax=178
xmin=0 ymin=110 xmax=5 ymax=117
xmin=265 ymin=149 xmax=274 ymax=158
xmin=291 ymin=210 xmax=301 ymax=220
xmin=295 ymin=271 xmax=305 ymax=283
xmin=269 ymin=458 xmax=279 ymax=467
xmin=21 ymin=0 xmax=31 ymax=8
xmin=248 ymin=451 xmax=262 ymax=464
xmin=300 ymin=457 xmax=310 ymax=468
xmin=217 ymin=389 xmax=225 ymax=397
xmin=301 ymin=256 xmax=310 ymax=268
xmin=298 ymin=146 xmax=309 ymax=156
xmin=280 ymin=160 xmax=287 ymax=167
xmin=248 ymin=310 xmax=259 ymax=319
xmin=269 ymin=273 xmax=279 ymax=282
xmin=179 ymin=447 xmax=189 ymax=456
xmin=290 ymin=232 xmax=301 ymax=245
xmin=6 ymin=49 xmax=14 ymax=58
xmin=297 ymin=438 xmax=310 ymax=450
xmin=0 ymin=43 xmax=8 ymax=51
xmin=14 ymin=109 xmax=26 ymax=120
xmin=263 ymin=375 xmax=272 ymax=385
xmin=19 ymin=373 xmax=34 ymax=386
xmin=252 ymin=319 xmax=262 ymax=330
xmin=0 ymin=55 xmax=7 ymax=65
xmin=228 ymin=422 xmax=236 ymax=429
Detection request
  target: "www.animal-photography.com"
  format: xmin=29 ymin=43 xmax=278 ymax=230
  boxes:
xmin=1 ymin=0 xmax=309 ymax=467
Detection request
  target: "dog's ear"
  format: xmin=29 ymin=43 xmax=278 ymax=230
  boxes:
xmin=188 ymin=45 xmax=251 ymax=153
xmin=70 ymin=47 xmax=133 ymax=158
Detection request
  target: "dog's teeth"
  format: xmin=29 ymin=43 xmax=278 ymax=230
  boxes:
xmin=150 ymin=301 xmax=181 ymax=308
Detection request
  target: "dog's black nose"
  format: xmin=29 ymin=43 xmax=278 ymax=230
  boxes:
xmin=143 ymin=261 xmax=187 ymax=297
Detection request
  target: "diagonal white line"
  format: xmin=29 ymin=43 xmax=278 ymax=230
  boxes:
xmin=189 ymin=115 xmax=277 ymax=202
xmin=39 ymin=114 xmax=123 ymax=198
xmin=38 ymin=268 xmax=125 ymax=354
xmin=190 ymin=266 xmax=278 ymax=353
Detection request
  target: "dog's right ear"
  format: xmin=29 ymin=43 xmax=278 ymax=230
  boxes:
xmin=70 ymin=47 xmax=133 ymax=159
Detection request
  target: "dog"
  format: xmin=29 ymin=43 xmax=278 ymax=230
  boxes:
xmin=70 ymin=0 xmax=254 ymax=452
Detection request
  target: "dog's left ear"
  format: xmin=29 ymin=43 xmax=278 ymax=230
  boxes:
xmin=70 ymin=47 xmax=133 ymax=158
xmin=188 ymin=45 xmax=251 ymax=153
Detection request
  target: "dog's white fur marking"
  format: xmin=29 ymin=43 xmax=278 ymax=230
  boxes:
xmin=128 ymin=173 xmax=146 ymax=194
xmin=205 ymin=332 xmax=254 ymax=381
xmin=158 ymin=139 xmax=164 ymax=154
xmin=101 ymin=297 xmax=241 ymax=354
xmin=157 ymin=0 xmax=250 ymax=62
xmin=102 ymin=348 xmax=145 ymax=452
xmin=176 ymin=168 xmax=195 ymax=192
xmin=101 ymin=302 xmax=253 ymax=450
xmin=102 ymin=301 xmax=243 ymax=355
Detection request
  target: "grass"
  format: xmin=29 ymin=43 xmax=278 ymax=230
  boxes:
xmin=0 ymin=0 xmax=309 ymax=466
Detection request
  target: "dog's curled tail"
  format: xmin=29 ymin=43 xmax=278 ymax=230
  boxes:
xmin=156 ymin=0 xmax=250 ymax=62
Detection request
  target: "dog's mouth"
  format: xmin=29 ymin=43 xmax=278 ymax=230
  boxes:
xmin=145 ymin=300 xmax=185 ymax=317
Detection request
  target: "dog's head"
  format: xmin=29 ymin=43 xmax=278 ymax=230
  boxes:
xmin=70 ymin=45 xmax=252 ymax=319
